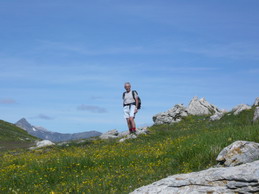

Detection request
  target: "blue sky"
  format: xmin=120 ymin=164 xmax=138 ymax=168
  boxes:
xmin=1 ymin=0 xmax=259 ymax=133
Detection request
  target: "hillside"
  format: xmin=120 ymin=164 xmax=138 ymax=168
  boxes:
xmin=0 ymin=120 xmax=39 ymax=152
xmin=0 ymin=107 xmax=258 ymax=193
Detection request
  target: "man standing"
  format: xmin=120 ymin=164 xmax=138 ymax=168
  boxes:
xmin=123 ymin=82 xmax=139 ymax=134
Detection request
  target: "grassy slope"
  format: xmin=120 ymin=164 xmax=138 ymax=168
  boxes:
xmin=0 ymin=108 xmax=258 ymax=193
xmin=0 ymin=120 xmax=38 ymax=152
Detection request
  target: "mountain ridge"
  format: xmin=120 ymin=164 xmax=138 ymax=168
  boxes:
xmin=15 ymin=118 xmax=101 ymax=142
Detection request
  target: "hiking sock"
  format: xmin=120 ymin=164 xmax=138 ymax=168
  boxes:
xmin=132 ymin=128 xmax=136 ymax=132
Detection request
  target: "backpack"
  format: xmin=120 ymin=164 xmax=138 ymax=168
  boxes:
xmin=123 ymin=90 xmax=141 ymax=109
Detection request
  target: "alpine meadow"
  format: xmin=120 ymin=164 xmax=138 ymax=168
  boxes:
xmin=1 ymin=106 xmax=259 ymax=193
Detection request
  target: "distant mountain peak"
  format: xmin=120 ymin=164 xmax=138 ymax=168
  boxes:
xmin=16 ymin=118 xmax=33 ymax=131
xmin=15 ymin=118 xmax=101 ymax=142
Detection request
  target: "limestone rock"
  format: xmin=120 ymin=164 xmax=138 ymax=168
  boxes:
xmin=30 ymin=140 xmax=55 ymax=149
xmin=119 ymin=127 xmax=149 ymax=143
xmin=232 ymin=104 xmax=251 ymax=115
xmin=216 ymin=141 xmax=259 ymax=167
xmin=100 ymin=129 xmax=119 ymax=139
xmin=153 ymin=104 xmax=188 ymax=125
xmin=254 ymin=97 xmax=259 ymax=106
xmin=253 ymin=107 xmax=259 ymax=122
xmin=136 ymin=126 xmax=149 ymax=135
xmin=119 ymin=134 xmax=137 ymax=143
xmin=187 ymin=96 xmax=220 ymax=115
xmin=210 ymin=112 xmax=224 ymax=121
xmin=131 ymin=160 xmax=259 ymax=194
xmin=118 ymin=130 xmax=129 ymax=138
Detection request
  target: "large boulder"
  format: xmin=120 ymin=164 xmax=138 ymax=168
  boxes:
xmin=254 ymin=97 xmax=259 ymax=106
xmin=30 ymin=140 xmax=55 ymax=150
xmin=100 ymin=129 xmax=119 ymax=140
xmin=187 ymin=96 xmax=221 ymax=115
xmin=216 ymin=141 xmax=259 ymax=167
xmin=153 ymin=104 xmax=188 ymax=125
xmin=131 ymin=160 xmax=259 ymax=194
xmin=232 ymin=104 xmax=251 ymax=115
xmin=253 ymin=107 xmax=259 ymax=122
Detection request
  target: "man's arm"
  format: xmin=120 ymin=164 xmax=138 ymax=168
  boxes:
xmin=135 ymin=95 xmax=139 ymax=113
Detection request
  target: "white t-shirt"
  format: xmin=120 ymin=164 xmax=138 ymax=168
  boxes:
xmin=123 ymin=90 xmax=138 ymax=105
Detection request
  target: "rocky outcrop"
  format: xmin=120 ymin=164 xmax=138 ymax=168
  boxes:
xmin=100 ymin=129 xmax=119 ymax=140
xmin=132 ymin=140 xmax=259 ymax=193
xmin=187 ymin=96 xmax=221 ymax=115
xmin=232 ymin=104 xmax=251 ymax=115
xmin=119 ymin=133 xmax=137 ymax=143
xmin=100 ymin=127 xmax=149 ymax=141
xmin=210 ymin=112 xmax=224 ymax=121
xmin=153 ymin=104 xmax=188 ymax=125
xmin=253 ymin=107 xmax=259 ymax=122
xmin=216 ymin=141 xmax=259 ymax=167
xmin=153 ymin=97 xmax=221 ymax=125
xmin=131 ymin=160 xmax=259 ymax=194
xmin=254 ymin=97 xmax=259 ymax=106
xmin=30 ymin=140 xmax=55 ymax=150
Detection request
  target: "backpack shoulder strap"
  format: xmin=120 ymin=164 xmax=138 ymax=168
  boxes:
xmin=122 ymin=92 xmax=126 ymax=99
xmin=132 ymin=90 xmax=138 ymax=100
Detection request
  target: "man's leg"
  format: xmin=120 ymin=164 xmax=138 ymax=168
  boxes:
xmin=126 ymin=118 xmax=133 ymax=132
xmin=129 ymin=117 xmax=136 ymax=133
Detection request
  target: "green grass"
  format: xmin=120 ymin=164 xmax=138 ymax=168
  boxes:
xmin=0 ymin=108 xmax=258 ymax=193
xmin=0 ymin=120 xmax=38 ymax=153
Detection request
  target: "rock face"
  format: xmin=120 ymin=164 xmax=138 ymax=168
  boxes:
xmin=153 ymin=104 xmax=188 ymax=125
xmin=253 ymin=107 xmax=259 ymax=122
xmin=232 ymin=104 xmax=251 ymax=115
xmin=153 ymin=97 xmax=221 ymax=125
xmin=131 ymin=160 xmax=259 ymax=194
xmin=254 ymin=97 xmax=259 ymax=106
xmin=187 ymin=97 xmax=220 ymax=115
xmin=216 ymin=141 xmax=259 ymax=167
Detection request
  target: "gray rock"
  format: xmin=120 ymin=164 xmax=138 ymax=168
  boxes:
xmin=119 ymin=127 xmax=149 ymax=143
xmin=187 ymin=96 xmax=221 ymax=115
xmin=153 ymin=97 xmax=222 ymax=125
xmin=153 ymin=104 xmax=188 ymax=125
xmin=210 ymin=112 xmax=224 ymax=121
xmin=136 ymin=126 xmax=149 ymax=135
xmin=253 ymin=107 xmax=259 ymax=122
xmin=100 ymin=129 xmax=119 ymax=139
xmin=119 ymin=134 xmax=137 ymax=143
xmin=131 ymin=160 xmax=259 ymax=194
xmin=118 ymin=130 xmax=130 ymax=138
xmin=232 ymin=104 xmax=251 ymax=115
xmin=30 ymin=140 xmax=55 ymax=150
xmin=254 ymin=97 xmax=259 ymax=106
xmin=216 ymin=141 xmax=259 ymax=167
